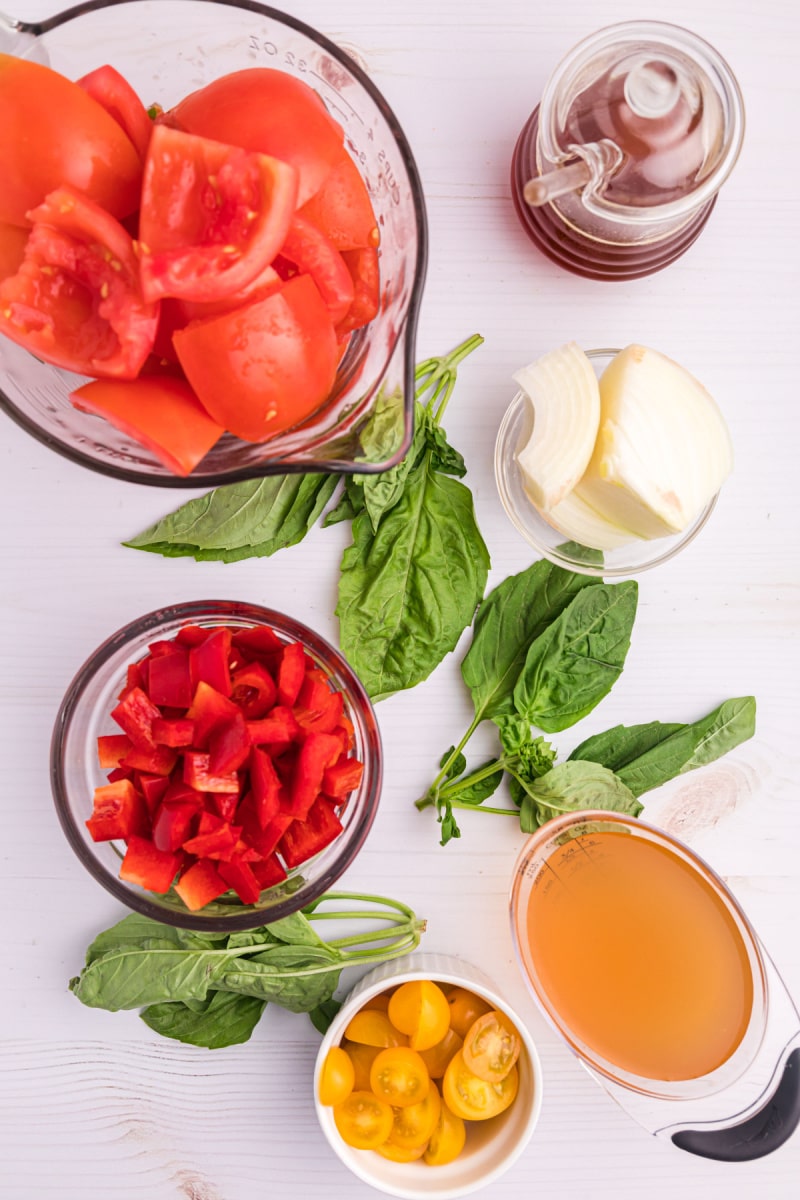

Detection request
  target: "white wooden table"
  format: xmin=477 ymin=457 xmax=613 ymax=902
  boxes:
xmin=2 ymin=0 xmax=799 ymax=1196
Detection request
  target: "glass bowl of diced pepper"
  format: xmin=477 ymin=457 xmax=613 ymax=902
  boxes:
xmin=50 ymin=599 xmax=382 ymax=930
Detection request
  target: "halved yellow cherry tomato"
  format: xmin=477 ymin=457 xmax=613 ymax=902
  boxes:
xmin=442 ymin=1050 xmax=519 ymax=1121
xmin=446 ymin=987 xmax=493 ymax=1039
xmin=376 ymin=1141 xmax=427 ymax=1162
xmin=344 ymin=1009 xmax=408 ymax=1048
xmin=333 ymin=1090 xmax=394 ymax=1150
xmin=424 ymin=1100 xmax=467 ymax=1166
xmin=369 ymin=1046 xmax=430 ymax=1108
xmin=388 ymin=979 xmax=451 ymax=1050
xmin=318 ymin=1045 xmax=355 ymax=1106
xmin=341 ymin=1039 xmax=380 ymax=1091
xmin=361 ymin=990 xmax=391 ymax=1013
xmin=388 ymin=1079 xmax=442 ymax=1150
xmin=418 ymin=1027 xmax=463 ymax=1079
xmin=462 ymin=1010 xmax=522 ymax=1083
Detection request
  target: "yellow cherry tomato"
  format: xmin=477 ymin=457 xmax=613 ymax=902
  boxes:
xmin=318 ymin=1045 xmax=355 ymax=1106
xmin=341 ymin=1039 xmax=380 ymax=1091
xmin=446 ymin=987 xmax=493 ymax=1039
xmin=424 ymin=1100 xmax=467 ymax=1166
xmin=361 ymin=990 xmax=391 ymax=1013
xmin=388 ymin=1079 xmax=442 ymax=1150
xmin=462 ymin=1010 xmax=522 ymax=1083
xmin=418 ymin=1027 xmax=463 ymax=1080
xmin=442 ymin=1050 xmax=519 ymax=1121
xmin=376 ymin=1141 xmax=428 ymax=1162
xmin=344 ymin=1009 xmax=408 ymax=1048
xmin=333 ymin=1090 xmax=394 ymax=1150
xmin=369 ymin=1046 xmax=430 ymax=1108
xmin=388 ymin=979 xmax=451 ymax=1050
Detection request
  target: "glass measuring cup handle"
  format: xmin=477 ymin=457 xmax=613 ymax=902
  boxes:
xmin=671 ymin=1047 xmax=800 ymax=1161
xmin=0 ymin=10 xmax=47 ymax=61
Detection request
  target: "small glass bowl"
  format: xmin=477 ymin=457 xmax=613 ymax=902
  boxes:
xmin=50 ymin=600 xmax=382 ymax=931
xmin=0 ymin=0 xmax=427 ymax=485
xmin=494 ymin=348 xmax=718 ymax=577
xmin=314 ymin=952 xmax=543 ymax=1198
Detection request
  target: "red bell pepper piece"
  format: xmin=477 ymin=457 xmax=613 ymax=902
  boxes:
xmin=277 ymin=640 xmax=306 ymax=706
xmin=322 ymin=757 xmax=364 ymax=799
xmin=230 ymin=661 xmax=277 ymax=718
xmin=151 ymin=716 xmax=195 ymax=747
xmin=119 ymin=836 xmax=182 ymax=893
xmin=288 ymin=731 xmax=342 ymax=819
xmin=111 ymin=685 xmax=162 ymax=749
xmin=138 ymin=772 xmax=171 ymax=814
xmin=295 ymin=675 xmax=344 ymax=734
xmin=152 ymin=800 xmax=197 ymax=852
xmin=85 ymin=779 xmax=149 ymax=842
xmin=232 ymin=625 xmax=283 ymax=663
xmin=182 ymin=812 xmax=241 ymax=858
xmin=248 ymin=811 xmax=294 ymax=860
xmin=186 ymin=681 xmax=240 ymax=747
xmin=175 ymin=623 xmax=210 ymax=648
xmin=183 ymin=751 xmax=240 ymax=794
xmin=121 ymin=743 xmax=178 ymax=776
xmin=162 ymin=779 xmax=204 ymax=808
xmin=249 ymin=746 xmax=282 ymax=829
xmin=190 ymin=627 xmax=233 ymax=697
xmin=148 ymin=648 xmax=193 ymax=708
xmin=210 ymin=791 xmax=240 ymax=823
xmin=216 ymin=858 xmax=262 ymax=905
xmin=96 ymin=733 xmax=133 ymax=768
xmin=250 ymin=854 xmax=288 ymax=888
xmin=117 ymin=660 xmax=145 ymax=700
xmin=208 ymin=711 xmax=251 ymax=776
xmin=247 ymin=705 xmax=300 ymax=748
xmin=279 ymin=797 xmax=343 ymax=868
xmin=174 ymin=858 xmax=229 ymax=910
xmin=106 ymin=766 xmax=133 ymax=783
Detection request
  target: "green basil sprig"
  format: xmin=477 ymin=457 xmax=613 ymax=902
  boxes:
xmin=70 ymin=891 xmax=425 ymax=1048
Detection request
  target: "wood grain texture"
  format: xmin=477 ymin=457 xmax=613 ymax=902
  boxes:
xmin=2 ymin=0 xmax=800 ymax=1195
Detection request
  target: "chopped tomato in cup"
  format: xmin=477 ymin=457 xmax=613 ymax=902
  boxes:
xmin=85 ymin=622 xmax=364 ymax=911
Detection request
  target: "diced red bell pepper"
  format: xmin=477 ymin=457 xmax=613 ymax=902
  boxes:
xmin=250 ymin=854 xmax=288 ymax=889
xmin=85 ymin=779 xmax=149 ymax=842
xmin=138 ymin=772 xmax=171 ymax=814
xmin=97 ymin=733 xmax=133 ymax=768
xmin=277 ymin=640 xmax=306 ymax=706
xmin=208 ymin=711 xmax=251 ymax=776
xmin=279 ymin=797 xmax=344 ymax=868
xmin=294 ymin=672 xmax=344 ymax=734
xmin=111 ymin=685 xmax=162 ymax=749
xmin=182 ymin=812 xmax=241 ymax=858
xmin=322 ymin=757 xmax=365 ymax=799
xmin=230 ymin=661 xmax=277 ymax=718
xmin=175 ymin=623 xmax=210 ymax=647
xmin=288 ymin=731 xmax=342 ymax=819
xmin=210 ymin=791 xmax=240 ymax=823
xmin=216 ymin=858 xmax=262 ymax=905
xmin=121 ymin=743 xmax=178 ymax=776
xmin=247 ymin=705 xmax=300 ymax=748
xmin=248 ymin=811 xmax=294 ymax=860
xmin=119 ymin=835 xmax=182 ymax=893
xmin=152 ymin=800 xmax=197 ymax=852
xmin=249 ymin=746 xmax=282 ymax=829
xmin=174 ymin=858 xmax=229 ymax=911
xmin=232 ymin=624 xmax=283 ymax=662
xmin=190 ymin=627 xmax=233 ymax=697
xmin=148 ymin=648 xmax=193 ymax=708
xmin=162 ymin=778 xmax=205 ymax=808
xmin=151 ymin=716 xmax=195 ymax=747
xmin=106 ymin=766 xmax=133 ymax=783
xmin=117 ymin=660 xmax=145 ymax=700
xmin=186 ymin=681 xmax=241 ymax=747
xmin=183 ymin=751 xmax=240 ymax=794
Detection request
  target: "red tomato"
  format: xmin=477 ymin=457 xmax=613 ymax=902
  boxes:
xmin=173 ymin=273 xmax=338 ymax=442
xmin=70 ymin=375 xmax=224 ymax=476
xmin=278 ymin=215 xmax=354 ymax=326
xmin=77 ymin=64 xmax=154 ymax=162
xmin=0 ymin=53 xmax=141 ymax=226
xmin=336 ymin=247 xmax=380 ymax=336
xmin=0 ymin=187 xmax=158 ymax=379
xmin=299 ymin=149 xmax=380 ymax=251
xmin=0 ymin=223 xmax=28 ymax=283
xmin=138 ymin=125 xmax=299 ymax=304
xmin=162 ymin=68 xmax=344 ymax=206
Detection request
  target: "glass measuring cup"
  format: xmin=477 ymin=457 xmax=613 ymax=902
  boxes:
xmin=510 ymin=812 xmax=800 ymax=1160
xmin=511 ymin=21 xmax=745 ymax=281
xmin=0 ymin=0 xmax=427 ymax=485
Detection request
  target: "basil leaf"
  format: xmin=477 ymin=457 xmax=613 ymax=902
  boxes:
xmin=140 ymin=992 xmax=266 ymax=1048
xmin=568 ymin=721 xmax=685 ymax=772
xmin=615 ymin=697 xmax=756 ymax=797
xmin=125 ymin=473 xmax=337 ymax=561
xmin=263 ymin=911 xmax=327 ymax=948
xmin=461 ymin=560 xmax=598 ymax=726
xmin=444 ymin=760 xmax=504 ymax=806
xmin=357 ymin=387 xmax=406 ymax=465
xmin=308 ymin=998 xmax=342 ymax=1036
xmin=517 ymin=760 xmax=642 ymax=833
xmin=337 ymin=456 xmax=490 ymax=700
xmin=513 ymin=581 xmax=638 ymax=732
xmin=70 ymin=945 xmax=240 ymax=1010
xmin=82 ymin=913 xmax=183 ymax=966
xmin=221 ymin=945 xmax=342 ymax=1012
xmin=425 ymin=423 xmax=466 ymax=477
xmin=440 ymin=746 xmax=467 ymax=781
xmin=322 ymin=479 xmax=364 ymax=527
xmin=359 ymin=412 xmax=427 ymax=532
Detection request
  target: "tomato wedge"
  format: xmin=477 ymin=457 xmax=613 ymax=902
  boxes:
xmin=336 ymin=247 xmax=380 ymax=336
xmin=0 ymin=223 xmax=28 ymax=283
xmin=77 ymin=64 xmax=154 ymax=163
xmin=138 ymin=125 xmax=298 ymax=304
xmin=162 ymin=68 xmax=344 ymax=206
xmin=277 ymin=215 xmax=354 ymax=326
xmin=70 ymin=375 xmax=224 ymax=476
xmin=0 ymin=53 xmax=141 ymax=226
xmin=0 ymin=187 xmax=158 ymax=379
xmin=173 ymin=273 xmax=338 ymax=442
xmin=299 ymin=149 xmax=380 ymax=251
